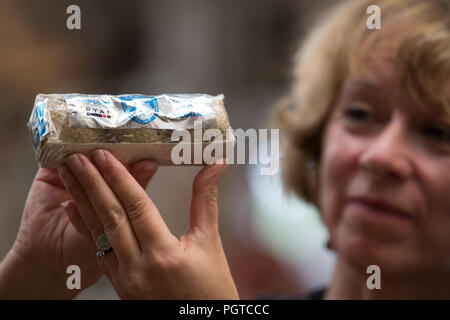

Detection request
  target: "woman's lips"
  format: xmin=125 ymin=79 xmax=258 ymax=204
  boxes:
xmin=347 ymin=196 xmax=413 ymax=220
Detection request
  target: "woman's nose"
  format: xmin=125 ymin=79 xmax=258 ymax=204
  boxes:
xmin=358 ymin=118 xmax=413 ymax=180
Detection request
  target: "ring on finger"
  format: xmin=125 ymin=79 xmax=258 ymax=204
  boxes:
xmin=96 ymin=233 xmax=113 ymax=258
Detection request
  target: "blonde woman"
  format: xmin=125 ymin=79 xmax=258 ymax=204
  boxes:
xmin=275 ymin=0 xmax=450 ymax=299
xmin=1 ymin=0 xmax=450 ymax=299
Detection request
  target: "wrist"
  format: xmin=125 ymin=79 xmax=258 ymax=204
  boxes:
xmin=0 ymin=245 xmax=78 ymax=300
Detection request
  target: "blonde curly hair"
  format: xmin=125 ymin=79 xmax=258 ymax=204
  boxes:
xmin=273 ymin=0 xmax=450 ymax=206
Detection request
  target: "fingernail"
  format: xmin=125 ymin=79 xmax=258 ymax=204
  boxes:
xmin=60 ymin=200 xmax=71 ymax=208
xmin=66 ymin=154 xmax=84 ymax=174
xmin=57 ymin=165 xmax=74 ymax=186
xmin=92 ymin=149 xmax=107 ymax=170
xmin=60 ymin=200 xmax=77 ymax=217
xmin=57 ymin=165 xmax=68 ymax=176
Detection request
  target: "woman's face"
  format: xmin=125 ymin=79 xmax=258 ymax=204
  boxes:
xmin=319 ymin=64 xmax=450 ymax=275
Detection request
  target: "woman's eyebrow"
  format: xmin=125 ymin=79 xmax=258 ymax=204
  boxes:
xmin=409 ymin=97 xmax=450 ymax=121
xmin=339 ymin=78 xmax=383 ymax=99
xmin=346 ymin=78 xmax=381 ymax=91
xmin=428 ymin=111 xmax=450 ymax=126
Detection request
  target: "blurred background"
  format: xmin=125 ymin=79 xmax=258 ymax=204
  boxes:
xmin=0 ymin=0 xmax=336 ymax=299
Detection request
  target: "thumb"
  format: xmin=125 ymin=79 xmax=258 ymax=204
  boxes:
xmin=189 ymin=163 xmax=227 ymax=238
xmin=128 ymin=160 xmax=158 ymax=190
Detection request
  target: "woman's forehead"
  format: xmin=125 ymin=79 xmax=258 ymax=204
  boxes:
xmin=350 ymin=23 xmax=409 ymax=75
xmin=349 ymin=16 xmax=450 ymax=117
xmin=340 ymin=68 xmax=450 ymax=120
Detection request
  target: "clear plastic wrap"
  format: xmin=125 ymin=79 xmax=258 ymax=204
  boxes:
xmin=28 ymin=93 xmax=235 ymax=167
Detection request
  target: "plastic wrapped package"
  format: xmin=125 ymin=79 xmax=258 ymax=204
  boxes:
xmin=28 ymin=93 xmax=235 ymax=167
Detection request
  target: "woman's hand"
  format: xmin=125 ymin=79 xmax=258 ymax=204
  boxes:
xmin=0 ymin=160 xmax=156 ymax=299
xmin=57 ymin=149 xmax=239 ymax=299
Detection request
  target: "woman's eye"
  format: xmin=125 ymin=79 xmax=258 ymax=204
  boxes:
xmin=422 ymin=125 xmax=450 ymax=144
xmin=343 ymin=106 xmax=371 ymax=122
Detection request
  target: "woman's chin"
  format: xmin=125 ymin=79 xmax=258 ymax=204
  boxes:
xmin=334 ymin=228 xmax=421 ymax=275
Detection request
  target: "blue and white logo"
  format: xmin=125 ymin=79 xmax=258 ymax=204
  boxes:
xmin=30 ymin=101 xmax=47 ymax=149
xmin=119 ymin=95 xmax=159 ymax=125
xmin=36 ymin=102 xmax=47 ymax=137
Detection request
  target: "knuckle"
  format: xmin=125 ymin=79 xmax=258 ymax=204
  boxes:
xmin=102 ymin=158 xmax=128 ymax=182
xmin=193 ymin=181 xmax=218 ymax=202
xmin=82 ymin=172 xmax=103 ymax=190
xmin=123 ymin=197 xmax=148 ymax=220
xmin=103 ymin=166 xmax=124 ymax=186
xmin=204 ymin=188 xmax=218 ymax=204
xmin=101 ymin=204 xmax=126 ymax=234
xmin=152 ymin=248 xmax=184 ymax=272
xmin=123 ymin=272 xmax=144 ymax=298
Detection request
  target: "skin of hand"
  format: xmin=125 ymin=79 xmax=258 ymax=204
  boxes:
xmin=57 ymin=149 xmax=239 ymax=300
xmin=0 ymin=161 xmax=157 ymax=299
